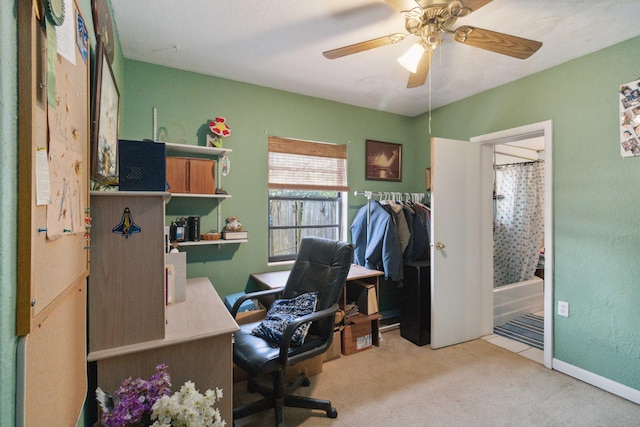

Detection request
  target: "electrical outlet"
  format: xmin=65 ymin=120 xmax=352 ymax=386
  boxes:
xmin=558 ymin=300 xmax=569 ymax=317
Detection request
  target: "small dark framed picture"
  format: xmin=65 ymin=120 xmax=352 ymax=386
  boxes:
xmin=91 ymin=36 xmax=120 ymax=182
xmin=365 ymin=140 xmax=402 ymax=181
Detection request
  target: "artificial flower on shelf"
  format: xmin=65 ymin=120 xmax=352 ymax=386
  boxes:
xmin=208 ymin=117 xmax=231 ymax=148
xmin=95 ymin=363 xmax=226 ymax=427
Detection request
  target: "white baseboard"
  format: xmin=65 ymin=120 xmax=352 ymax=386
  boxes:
xmin=553 ymin=358 xmax=640 ymax=404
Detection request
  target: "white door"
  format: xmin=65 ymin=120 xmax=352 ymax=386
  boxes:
xmin=430 ymin=137 xmax=494 ymax=349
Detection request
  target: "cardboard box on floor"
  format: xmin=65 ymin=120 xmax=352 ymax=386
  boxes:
xmin=346 ymin=280 xmax=379 ymax=315
xmin=322 ymin=330 xmax=342 ymax=362
xmin=341 ymin=313 xmax=381 ymax=356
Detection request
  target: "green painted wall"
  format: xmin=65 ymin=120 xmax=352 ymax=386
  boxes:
xmin=423 ymin=36 xmax=640 ymax=390
xmin=0 ymin=1 xmax=19 ymax=424
xmin=120 ymin=60 xmax=418 ymax=300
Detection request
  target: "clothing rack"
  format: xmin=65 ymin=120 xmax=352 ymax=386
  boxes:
xmin=353 ymin=191 xmax=426 ymax=203
xmin=351 ymin=191 xmax=431 ymax=287
xmin=353 ymin=191 xmax=379 ymax=229
xmin=353 ymin=190 xmax=428 ymax=230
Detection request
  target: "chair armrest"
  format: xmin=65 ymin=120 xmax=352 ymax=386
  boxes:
xmin=230 ymin=287 xmax=284 ymax=317
xmin=277 ymin=303 xmax=339 ymax=365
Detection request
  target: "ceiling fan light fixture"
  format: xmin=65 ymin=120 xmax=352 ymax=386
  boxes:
xmin=397 ymin=43 xmax=425 ymax=74
xmin=423 ymin=22 xmax=442 ymax=49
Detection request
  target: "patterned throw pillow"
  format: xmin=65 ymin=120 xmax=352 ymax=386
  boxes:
xmin=252 ymin=292 xmax=319 ymax=346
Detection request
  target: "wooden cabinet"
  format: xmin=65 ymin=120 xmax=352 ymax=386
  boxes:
xmin=166 ymin=157 xmax=216 ymax=194
xmin=164 ymin=142 xmax=228 ymax=197
xmin=88 ymin=192 xmax=239 ymax=423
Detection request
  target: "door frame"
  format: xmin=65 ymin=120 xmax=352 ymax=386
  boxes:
xmin=471 ymin=120 xmax=553 ymax=369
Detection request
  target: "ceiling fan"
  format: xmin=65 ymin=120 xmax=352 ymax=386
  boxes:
xmin=323 ymin=0 xmax=543 ymax=88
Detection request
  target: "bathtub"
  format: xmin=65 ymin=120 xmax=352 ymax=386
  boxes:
xmin=493 ymin=276 xmax=544 ymax=327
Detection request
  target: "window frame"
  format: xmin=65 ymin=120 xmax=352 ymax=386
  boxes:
xmin=267 ymin=191 xmax=343 ymax=263
xmin=267 ymin=136 xmax=349 ymax=263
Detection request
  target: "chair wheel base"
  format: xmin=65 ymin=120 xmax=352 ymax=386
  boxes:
xmin=328 ymin=407 xmax=338 ymax=418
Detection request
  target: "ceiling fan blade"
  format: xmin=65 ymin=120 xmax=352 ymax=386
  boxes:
xmin=407 ymin=50 xmax=431 ymax=88
xmin=385 ymin=0 xmax=420 ymax=12
xmin=461 ymin=0 xmax=493 ymax=13
xmin=323 ymin=34 xmax=406 ymax=59
xmin=454 ymin=26 xmax=542 ymax=59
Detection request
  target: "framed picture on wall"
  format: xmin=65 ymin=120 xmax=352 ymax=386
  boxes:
xmin=92 ymin=0 xmax=115 ymax=64
xmin=365 ymin=140 xmax=402 ymax=181
xmin=91 ymin=35 xmax=120 ymax=182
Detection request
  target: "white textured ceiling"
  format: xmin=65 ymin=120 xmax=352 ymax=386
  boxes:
xmin=110 ymin=0 xmax=640 ymax=117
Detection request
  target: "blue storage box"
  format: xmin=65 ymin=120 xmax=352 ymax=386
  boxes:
xmin=224 ymin=292 xmax=255 ymax=313
xmin=118 ymin=139 xmax=166 ymax=191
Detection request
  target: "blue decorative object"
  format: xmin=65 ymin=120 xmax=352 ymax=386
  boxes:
xmin=252 ymin=292 xmax=318 ymax=346
xmin=76 ymin=13 xmax=89 ymax=64
xmin=224 ymin=292 xmax=255 ymax=313
xmin=112 ymin=207 xmax=141 ymax=238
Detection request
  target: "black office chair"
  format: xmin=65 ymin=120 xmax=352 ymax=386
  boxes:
xmin=231 ymin=237 xmax=354 ymax=426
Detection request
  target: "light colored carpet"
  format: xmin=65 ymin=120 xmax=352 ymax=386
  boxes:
xmin=233 ymin=329 xmax=640 ymax=426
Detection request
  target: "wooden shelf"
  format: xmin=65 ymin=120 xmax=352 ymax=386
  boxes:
xmin=345 ymin=312 xmax=382 ymax=325
xmin=168 ymin=192 xmax=231 ymax=199
xmin=164 ymin=143 xmax=237 ymax=239
xmin=178 ymin=239 xmax=248 ymax=246
xmin=164 ymin=142 xmax=231 ymax=156
xmin=90 ymin=190 xmax=171 ymax=200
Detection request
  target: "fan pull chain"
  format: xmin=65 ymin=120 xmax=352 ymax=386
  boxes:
xmin=428 ymin=71 xmax=432 ymax=134
xmin=428 ymin=45 xmax=443 ymax=134
xmin=428 ymin=48 xmax=433 ymax=134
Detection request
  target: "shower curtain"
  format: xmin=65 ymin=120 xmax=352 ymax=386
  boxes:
xmin=493 ymin=161 xmax=544 ymax=287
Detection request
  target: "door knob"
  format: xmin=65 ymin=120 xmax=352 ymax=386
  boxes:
xmin=435 ymin=242 xmax=446 ymax=250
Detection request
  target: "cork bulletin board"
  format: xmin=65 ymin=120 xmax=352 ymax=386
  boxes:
xmin=17 ymin=0 xmax=90 ymax=424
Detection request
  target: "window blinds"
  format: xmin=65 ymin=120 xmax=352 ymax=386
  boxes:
xmin=268 ymin=136 xmax=349 ymax=192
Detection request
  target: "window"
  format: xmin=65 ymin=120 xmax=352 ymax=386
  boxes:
xmin=268 ymin=190 xmax=342 ymax=261
xmin=268 ymin=136 xmax=348 ymax=262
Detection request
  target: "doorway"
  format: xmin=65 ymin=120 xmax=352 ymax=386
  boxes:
xmin=471 ymin=120 xmax=553 ymax=369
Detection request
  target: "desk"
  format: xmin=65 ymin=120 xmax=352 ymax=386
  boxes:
xmin=251 ymin=264 xmax=385 ymax=347
xmin=251 ymin=264 xmax=384 ymax=292
xmin=88 ymin=278 xmax=239 ymax=423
